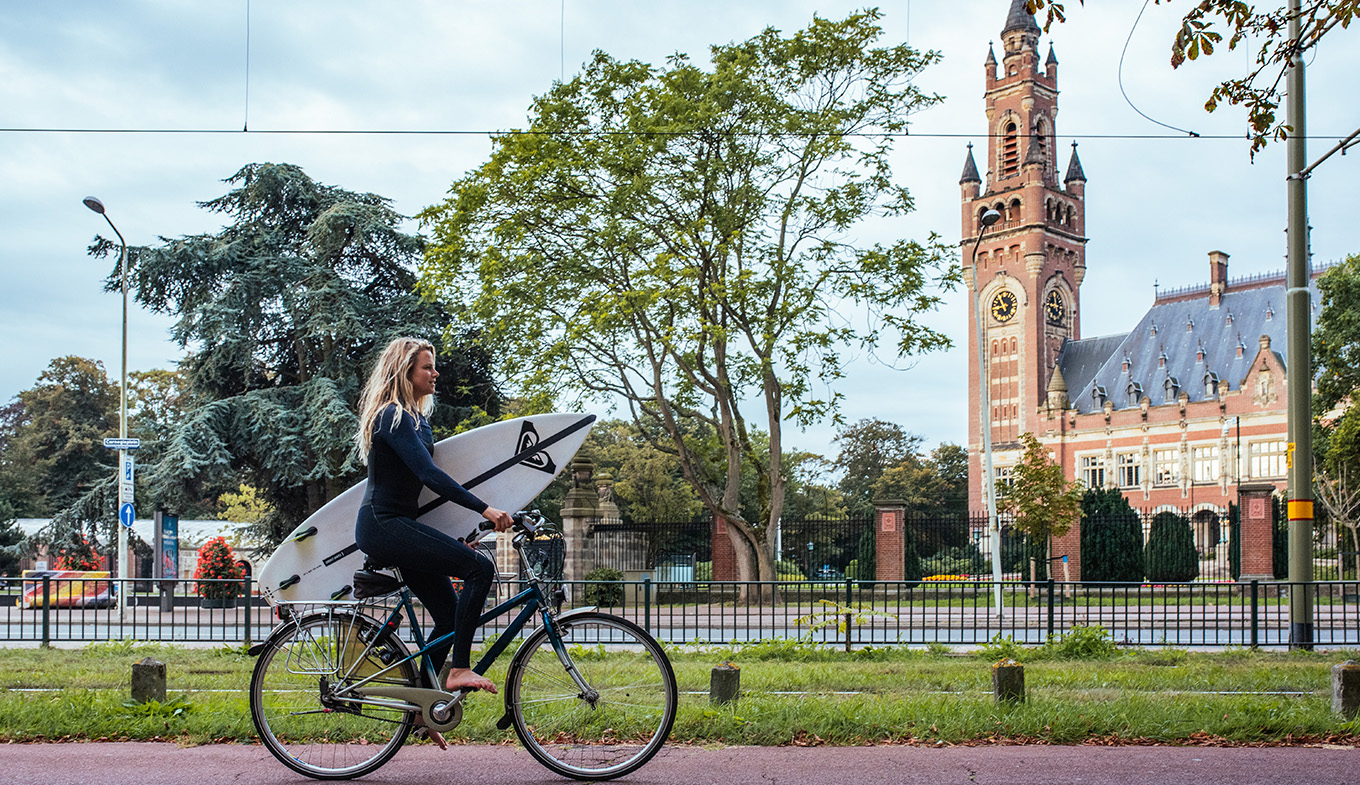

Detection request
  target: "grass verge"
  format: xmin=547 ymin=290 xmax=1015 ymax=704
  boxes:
xmin=1 ymin=635 xmax=1357 ymax=746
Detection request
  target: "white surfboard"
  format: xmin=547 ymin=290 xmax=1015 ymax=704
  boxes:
xmin=257 ymin=412 xmax=595 ymax=606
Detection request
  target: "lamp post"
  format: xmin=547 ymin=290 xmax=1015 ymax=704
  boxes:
xmin=83 ymin=196 xmax=131 ymax=620
xmin=971 ymin=208 xmax=1003 ymax=618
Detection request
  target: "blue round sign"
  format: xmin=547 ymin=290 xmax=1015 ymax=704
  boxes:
xmin=119 ymin=502 xmax=135 ymax=529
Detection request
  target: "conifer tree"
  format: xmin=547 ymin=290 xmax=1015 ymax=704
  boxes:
xmin=96 ymin=163 xmax=500 ymax=545
xmin=1079 ymin=486 xmax=1144 ymax=583
xmin=1144 ymin=511 xmax=1199 ymax=583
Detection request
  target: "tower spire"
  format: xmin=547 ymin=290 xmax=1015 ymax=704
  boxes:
xmin=1003 ymin=0 xmax=1041 ymax=35
xmin=960 ymin=143 xmax=981 ymax=185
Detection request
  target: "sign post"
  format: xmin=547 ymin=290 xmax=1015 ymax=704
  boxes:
xmin=104 ymin=437 xmax=139 ymax=619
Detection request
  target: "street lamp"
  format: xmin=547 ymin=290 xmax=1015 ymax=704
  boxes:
xmin=83 ymin=196 xmax=131 ymax=620
xmin=971 ymin=208 xmax=1003 ymax=618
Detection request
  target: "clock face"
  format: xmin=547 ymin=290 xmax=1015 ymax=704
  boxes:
xmin=1044 ymin=290 xmax=1066 ymax=324
xmin=990 ymin=290 xmax=1018 ymax=323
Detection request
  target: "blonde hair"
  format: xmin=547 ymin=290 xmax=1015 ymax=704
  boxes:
xmin=355 ymin=337 xmax=436 ymax=461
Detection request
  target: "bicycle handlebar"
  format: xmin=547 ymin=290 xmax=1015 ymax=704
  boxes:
xmin=462 ymin=510 xmax=543 ymax=545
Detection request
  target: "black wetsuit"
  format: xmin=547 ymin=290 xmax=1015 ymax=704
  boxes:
xmin=355 ymin=404 xmax=494 ymax=677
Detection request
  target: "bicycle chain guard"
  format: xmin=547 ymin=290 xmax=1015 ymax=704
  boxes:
xmin=358 ymin=685 xmax=465 ymax=733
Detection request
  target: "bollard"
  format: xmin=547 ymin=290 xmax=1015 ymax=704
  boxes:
xmin=710 ymin=661 xmax=740 ymax=705
xmin=1333 ymin=660 xmax=1360 ymax=720
xmin=131 ymin=657 xmax=167 ymax=704
xmin=992 ymin=658 xmax=1025 ymax=704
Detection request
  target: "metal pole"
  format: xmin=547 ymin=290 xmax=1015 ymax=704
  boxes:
xmin=84 ymin=197 xmax=131 ymax=622
xmin=972 ymin=209 xmax=1004 ymax=618
xmin=1284 ymin=0 xmax=1314 ymax=650
xmin=118 ymin=237 xmax=129 ymax=622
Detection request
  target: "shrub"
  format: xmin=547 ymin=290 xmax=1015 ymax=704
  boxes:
xmin=55 ymin=535 xmax=103 ymax=571
xmin=1144 ymin=511 xmax=1199 ymax=582
xmin=695 ymin=560 xmax=713 ymax=581
xmin=1044 ymin=624 xmax=1118 ymax=660
xmin=1080 ymin=487 xmax=1144 ymax=583
xmin=193 ymin=537 xmax=245 ymax=598
xmin=977 ymin=633 xmax=1026 ymax=662
xmin=776 ymin=560 xmax=806 ymax=581
xmin=583 ymin=567 xmax=624 ymax=606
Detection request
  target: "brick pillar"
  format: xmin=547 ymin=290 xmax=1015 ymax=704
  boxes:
xmin=1050 ymin=520 xmax=1082 ymax=583
xmin=711 ymin=514 xmax=738 ymax=581
xmin=1238 ymin=483 xmax=1276 ymax=581
xmin=874 ymin=500 xmax=906 ymax=582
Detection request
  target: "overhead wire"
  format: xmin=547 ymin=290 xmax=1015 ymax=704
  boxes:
xmin=1118 ymin=0 xmax=1199 ymax=138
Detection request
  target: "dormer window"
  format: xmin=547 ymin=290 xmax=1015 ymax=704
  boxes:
xmin=1150 ymin=322 xmax=1157 ymax=337
xmin=1091 ymin=385 xmax=1107 ymax=407
xmin=1203 ymin=371 xmax=1220 ymax=398
xmin=1196 ymin=347 xmax=1205 ymax=363
xmin=1266 ymin=303 xmax=1274 ymax=320
xmin=1226 ymin=311 xmax=1234 ymax=326
xmin=1158 ymin=352 xmax=1167 ymax=368
xmin=1186 ymin=319 xmax=1195 ymax=332
xmin=1127 ymin=381 xmax=1143 ymax=407
xmin=1122 ymin=357 xmax=1130 ymax=374
xmin=1164 ymin=376 xmax=1180 ymax=403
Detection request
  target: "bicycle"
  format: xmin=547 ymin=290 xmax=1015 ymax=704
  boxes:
xmin=248 ymin=511 xmax=677 ymax=781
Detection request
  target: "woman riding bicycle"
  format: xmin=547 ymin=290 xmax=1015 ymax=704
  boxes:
xmin=353 ymin=337 xmax=513 ymax=706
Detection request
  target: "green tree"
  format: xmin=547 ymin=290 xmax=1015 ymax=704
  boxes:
xmin=419 ymin=12 xmax=954 ymax=593
xmin=102 ymin=163 xmax=500 ymax=545
xmin=1144 ymin=510 xmax=1200 ymax=582
xmin=996 ymin=432 xmax=1083 ymax=583
xmin=833 ymin=419 xmax=922 ymax=518
xmin=1030 ymin=0 xmax=1360 ymax=155
xmin=218 ymin=483 xmax=275 ymax=524
xmin=1079 ymin=486 xmax=1144 ymax=583
xmin=10 ymin=357 xmax=118 ymax=514
xmin=0 ymin=502 xmax=24 ymax=576
xmin=0 ymin=399 xmax=45 ymax=520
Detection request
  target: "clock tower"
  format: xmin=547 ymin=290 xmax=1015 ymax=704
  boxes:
xmin=962 ymin=0 xmax=1088 ymax=510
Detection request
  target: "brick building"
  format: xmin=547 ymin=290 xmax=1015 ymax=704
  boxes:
xmin=960 ymin=1 xmax=1318 ymax=580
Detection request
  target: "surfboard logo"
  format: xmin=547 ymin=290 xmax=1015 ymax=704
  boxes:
xmin=517 ymin=421 xmax=558 ymax=474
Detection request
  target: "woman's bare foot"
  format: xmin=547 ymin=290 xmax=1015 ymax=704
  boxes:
xmin=445 ymin=666 xmax=497 ymax=694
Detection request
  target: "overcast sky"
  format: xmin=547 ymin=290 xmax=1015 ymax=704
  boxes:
xmin=2 ymin=1 xmax=1356 ymax=473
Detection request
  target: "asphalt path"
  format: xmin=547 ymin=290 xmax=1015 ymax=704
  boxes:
xmin=1 ymin=743 xmax=1356 ymax=785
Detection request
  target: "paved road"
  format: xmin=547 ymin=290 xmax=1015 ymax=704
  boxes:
xmin=1 ymin=742 xmax=1356 ymax=785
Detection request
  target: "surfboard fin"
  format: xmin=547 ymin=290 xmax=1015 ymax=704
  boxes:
xmin=330 ymin=585 xmax=352 ymax=600
xmin=291 ymin=525 xmax=319 ymax=542
xmin=279 ymin=574 xmax=300 ymax=590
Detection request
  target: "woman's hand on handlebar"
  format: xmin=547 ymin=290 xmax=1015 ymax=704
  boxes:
xmin=483 ymin=507 xmax=513 ymax=532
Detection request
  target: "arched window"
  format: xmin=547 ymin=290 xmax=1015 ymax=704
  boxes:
xmin=1033 ymin=117 xmax=1050 ymax=169
xmin=1001 ymin=121 xmax=1019 ymax=177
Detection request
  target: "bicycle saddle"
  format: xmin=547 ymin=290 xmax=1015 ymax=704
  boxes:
xmin=353 ymin=560 xmax=404 ymax=599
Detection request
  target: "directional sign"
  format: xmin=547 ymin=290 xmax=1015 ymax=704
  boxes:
xmin=103 ymin=437 xmax=141 ymax=450
xmin=119 ymin=502 xmax=136 ymax=529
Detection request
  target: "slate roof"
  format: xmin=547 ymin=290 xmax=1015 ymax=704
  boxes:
xmin=1057 ymin=272 xmax=1322 ymax=414
xmin=1004 ymin=0 xmax=1041 ymax=35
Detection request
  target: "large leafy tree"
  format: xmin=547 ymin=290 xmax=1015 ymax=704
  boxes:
xmin=103 ymin=163 xmax=500 ymax=545
xmin=9 ymin=357 xmax=118 ymax=514
xmin=1312 ymin=253 xmax=1360 ymax=580
xmin=420 ymin=11 xmax=954 ymax=592
xmin=1029 ymin=0 xmax=1359 ymax=155
xmin=832 ymin=419 xmax=922 ymax=518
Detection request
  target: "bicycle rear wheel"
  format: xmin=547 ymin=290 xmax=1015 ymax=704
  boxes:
xmin=250 ymin=612 xmax=417 ymax=779
xmin=506 ymin=611 xmax=676 ymax=780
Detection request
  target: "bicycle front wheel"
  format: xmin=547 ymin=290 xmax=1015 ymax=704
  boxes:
xmin=506 ymin=611 xmax=676 ymax=780
xmin=250 ymin=612 xmax=417 ymax=780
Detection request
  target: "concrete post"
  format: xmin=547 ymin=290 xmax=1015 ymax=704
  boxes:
xmin=992 ymin=658 xmax=1025 ymax=704
xmin=710 ymin=661 xmax=740 ymax=705
xmin=1333 ymin=660 xmax=1360 ymax=719
xmin=131 ymin=657 xmax=166 ymax=704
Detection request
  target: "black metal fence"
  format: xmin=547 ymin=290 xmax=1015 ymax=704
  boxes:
xmin=4 ymin=574 xmax=1357 ymax=650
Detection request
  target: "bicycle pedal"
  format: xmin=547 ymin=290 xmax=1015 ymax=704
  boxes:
xmin=495 ymin=711 xmax=514 ymax=730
